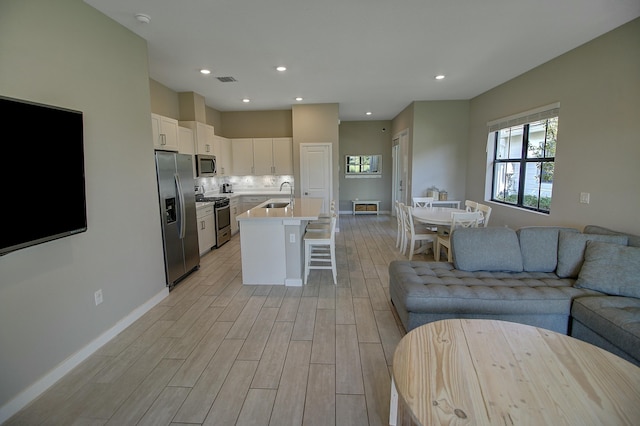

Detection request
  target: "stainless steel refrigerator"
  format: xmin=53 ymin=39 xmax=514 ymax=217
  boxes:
xmin=155 ymin=151 xmax=200 ymax=287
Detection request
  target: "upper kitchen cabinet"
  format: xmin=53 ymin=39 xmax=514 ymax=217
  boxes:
xmin=231 ymin=138 xmax=293 ymax=176
xmin=231 ymin=138 xmax=254 ymax=175
xmin=179 ymin=121 xmax=215 ymax=155
xmin=273 ymin=137 xmax=293 ymax=175
xmin=253 ymin=138 xmax=274 ymax=175
xmin=151 ymin=113 xmax=179 ymax=151
xmin=178 ymin=126 xmax=197 ymax=177
xmin=214 ymin=136 xmax=232 ymax=176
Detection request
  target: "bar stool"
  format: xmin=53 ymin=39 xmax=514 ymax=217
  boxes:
xmin=309 ymin=200 xmax=335 ymax=224
xmin=303 ymin=215 xmax=337 ymax=284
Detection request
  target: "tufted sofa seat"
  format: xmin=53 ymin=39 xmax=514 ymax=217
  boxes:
xmin=389 ymin=260 xmax=599 ymax=334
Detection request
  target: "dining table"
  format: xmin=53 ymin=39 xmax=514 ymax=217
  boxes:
xmin=411 ymin=206 xmax=468 ymax=226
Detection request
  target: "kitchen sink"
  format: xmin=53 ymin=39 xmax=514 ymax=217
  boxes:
xmin=262 ymin=202 xmax=289 ymax=208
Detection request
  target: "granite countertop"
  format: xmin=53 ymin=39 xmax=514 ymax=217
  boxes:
xmin=236 ymin=198 xmax=324 ymax=221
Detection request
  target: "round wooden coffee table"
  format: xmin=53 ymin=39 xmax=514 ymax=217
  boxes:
xmin=390 ymin=319 xmax=640 ymax=425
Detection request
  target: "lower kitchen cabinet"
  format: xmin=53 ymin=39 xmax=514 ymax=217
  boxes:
xmin=196 ymin=205 xmax=215 ymax=255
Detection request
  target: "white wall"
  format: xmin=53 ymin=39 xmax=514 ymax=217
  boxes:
xmin=466 ymin=17 xmax=640 ymax=233
xmin=0 ymin=0 xmax=167 ymax=415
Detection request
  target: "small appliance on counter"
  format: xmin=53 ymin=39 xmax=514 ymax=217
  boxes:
xmin=222 ymin=183 xmax=233 ymax=193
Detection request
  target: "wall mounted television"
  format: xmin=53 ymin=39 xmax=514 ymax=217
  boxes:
xmin=1 ymin=95 xmax=87 ymax=256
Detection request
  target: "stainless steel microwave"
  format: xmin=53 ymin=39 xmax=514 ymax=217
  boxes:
xmin=196 ymin=155 xmax=217 ymax=177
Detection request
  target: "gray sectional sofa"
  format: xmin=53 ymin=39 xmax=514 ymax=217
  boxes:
xmin=389 ymin=225 xmax=640 ymax=366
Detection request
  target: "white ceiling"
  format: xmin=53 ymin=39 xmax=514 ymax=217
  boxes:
xmin=84 ymin=0 xmax=639 ymax=121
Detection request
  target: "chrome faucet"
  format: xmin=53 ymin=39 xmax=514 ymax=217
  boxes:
xmin=280 ymin=181 xmax=294 ymax=207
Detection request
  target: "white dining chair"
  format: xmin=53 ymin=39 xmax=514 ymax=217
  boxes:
xmin=476 ymin=203 xmax=492 ymax=227
xmin=435 ymin=211 xmax=482 ymax=262
xmin=303 ymin=215 xmax=337 ymax=284
xmin=464 ymin=200 xmax=478 ymax=212
xmin=402 ymin=204 xmax=437 ymax=260
xmin=412 ymin=197 xmax=434 ymax=208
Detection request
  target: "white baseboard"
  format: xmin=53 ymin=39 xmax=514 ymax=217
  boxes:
xmin=0 ymin=287 xmax=169 ymax=424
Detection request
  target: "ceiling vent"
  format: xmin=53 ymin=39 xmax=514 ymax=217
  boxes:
xmin=216 ymin=76 xmax=237 ymax=83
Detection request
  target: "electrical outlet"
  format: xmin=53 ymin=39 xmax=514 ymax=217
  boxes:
xmin=289 ymin=233 xmax=295 ymax=243
xmin=94 ymin=289 xmax=103 ymax=306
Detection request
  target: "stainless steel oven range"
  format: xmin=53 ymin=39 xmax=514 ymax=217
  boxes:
xmin=196 ymin=196 xmax=231 ymax=248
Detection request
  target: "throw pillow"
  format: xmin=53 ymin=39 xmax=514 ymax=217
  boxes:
xmin=575 ymin=241 xmax=640 ymax=298
xmin=556 ymin=230 xmax=628 ymax=278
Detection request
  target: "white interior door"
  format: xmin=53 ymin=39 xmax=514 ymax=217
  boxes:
xmin=300 ymin=143 xmax=332 ymax=213
xmin=392 ymin=143 xmax=401 ymax=216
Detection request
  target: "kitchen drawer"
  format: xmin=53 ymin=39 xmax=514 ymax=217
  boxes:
xmin=197 ymin=205 xmax=214 ymax=218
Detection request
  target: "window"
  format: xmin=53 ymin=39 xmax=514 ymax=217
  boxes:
xmin=345 ymin=155 xmax=382 ymax=178
xmin=488 ymin=105 xmax=559 ymax=213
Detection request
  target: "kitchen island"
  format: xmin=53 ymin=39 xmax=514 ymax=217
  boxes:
xmin=236 ymin=197 xmax=324 ymax=286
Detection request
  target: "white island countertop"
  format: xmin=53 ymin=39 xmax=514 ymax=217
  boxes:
xmin=236 ymin=198 xmax=324 ymax=221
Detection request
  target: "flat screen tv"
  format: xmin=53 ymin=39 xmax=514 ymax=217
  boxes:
xmin=1 ymin=96 xmax=87 ymax=256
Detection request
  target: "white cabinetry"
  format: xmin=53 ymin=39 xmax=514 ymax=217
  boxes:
xmin=231 ymin=138 xmax=254 ymax=175
xmin=214 ymin=136 xmax=232 ymax=176
xmin=231 ymin=138 xmax=293 ymax=175
xmin=253 ymin=138 xmax=274 ymax=175
xmin=178 ymin=126 xmax=196 ymax=177
xmin=273 ymin=137 xmax=293 ymax=175
xmin=196 ymin=204 xmax=215 ymax=255
xmin=151 ymin=113 xmax=179 ymax=151
xmin=230 ymin=197 xmax=239 ymax=235
xmin=179 ymin=121 xmax=215 ymax=155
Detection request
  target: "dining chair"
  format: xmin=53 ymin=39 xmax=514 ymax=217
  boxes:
xmin=303 ymin=215 xmax=337 ymax=284
xmin=412 ymin=197 xmax=434 ymax=208
xmin=402 ymin=204 xmax=437 ymax=260
xmin=464 ymin=200 xmax=478 ymax=212
xmin=435 ymin=211 xmax=483 ymax=262
xmin=476 ymin=203 xmax=492 ymax=227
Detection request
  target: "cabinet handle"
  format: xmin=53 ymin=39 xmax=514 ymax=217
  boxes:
xmin=161 ymin=134 xmax=166 ymax=146
xmin=206 ymin=144 xmax=211 ymax=152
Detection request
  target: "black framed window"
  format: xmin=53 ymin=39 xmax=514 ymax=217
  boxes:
xmin=491 ymin=116 xmax=558 ymax=213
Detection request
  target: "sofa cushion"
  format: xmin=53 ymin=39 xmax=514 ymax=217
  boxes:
xmin=556 ymin=231 xmax=628 ymax=278
xmin=575 ymin=241 xmax=640 ymax=298
xmin=583 ymin=225 xmax=640 ymax=248
xmin=571 ymin=296 xmax=640 ymax=362
xmin=388 ymin=261 xmax=597 ymax=316
xmin=451 ymin=227 xmax=523 ymax=272
xmin=517 ymin=227 xmax=579 ymax=272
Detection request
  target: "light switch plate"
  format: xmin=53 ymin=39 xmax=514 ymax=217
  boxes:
xmin=580 ymin=192 xmax=590 ymax=204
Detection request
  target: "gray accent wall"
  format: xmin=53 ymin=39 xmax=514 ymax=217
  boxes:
xmin=466 ymin=17 xmax=640 ymax=234
xmin=339 ymin=121 xmax=393 ymax=212
xmin=0 ymin=0 xmax=166 ymax=411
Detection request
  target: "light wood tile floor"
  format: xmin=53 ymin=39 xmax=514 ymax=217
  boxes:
xmin=7 ymin=214 xmax=437 ymax=426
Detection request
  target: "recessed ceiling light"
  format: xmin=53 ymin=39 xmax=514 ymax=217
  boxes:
xmin=276 ymin=66 xmax=287 ymax=72
xmin=134 ymin=13 xmax=151 ymax=24
xmin=295 ymin=97 xmax=303 ymax=101
xmin=200 ymin=69 xmax=211 ymax=75
xmin=365 ymin=112 xmax=372 ymax=116
xmin=435 ymin=74 xmax=446 ymax=80
xmin=242 ymin=98 xmax=251 ymax=103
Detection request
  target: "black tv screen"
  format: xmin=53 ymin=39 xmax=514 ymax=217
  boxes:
xmin=1 ymin=96 xmax=87 ymax=256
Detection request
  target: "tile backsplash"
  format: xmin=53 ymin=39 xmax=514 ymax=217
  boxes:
xmin=196 ymin=175 xmax=294 ymax=194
